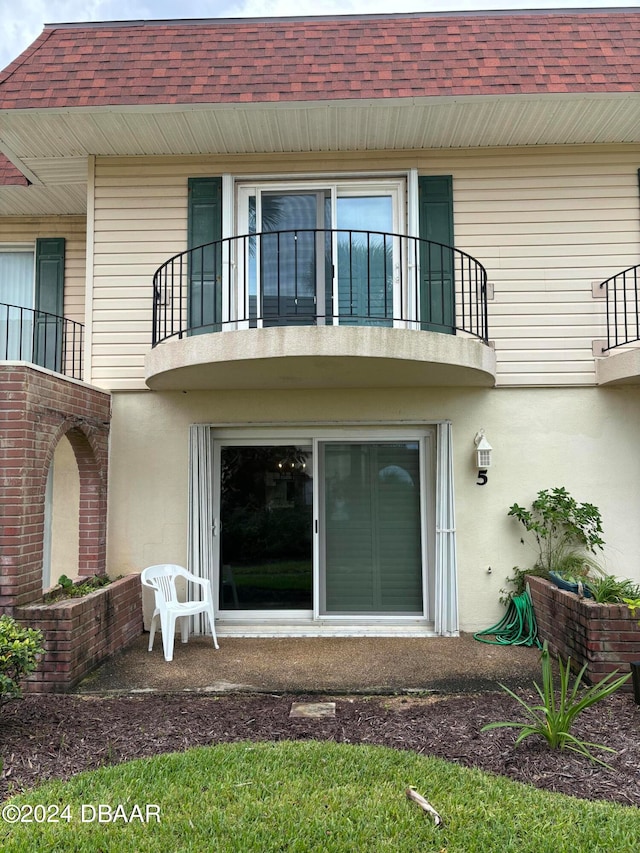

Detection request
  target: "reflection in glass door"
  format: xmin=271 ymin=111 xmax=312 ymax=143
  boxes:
xmin=259 ymin=192 xmax=328 ymax=326
xmin=335 ymin=195 xmax=394 ymax=326
xmin=219 ymin=445 xmax=313 ymax=610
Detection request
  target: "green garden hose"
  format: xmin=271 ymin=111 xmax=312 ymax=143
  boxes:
xmin=473 ymin=588 xmax=542 ymax=648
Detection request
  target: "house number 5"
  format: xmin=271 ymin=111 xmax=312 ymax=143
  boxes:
xmin=476 ymin=469 xmax=488 ymax=486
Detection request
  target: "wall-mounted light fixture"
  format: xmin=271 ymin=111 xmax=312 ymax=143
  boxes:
xmin=474 ymin=430 xmax=492 ymax=485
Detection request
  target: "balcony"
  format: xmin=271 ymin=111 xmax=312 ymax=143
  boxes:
xmin=1 ymin=303 xmax=84 ymax=380
xmin=595 ymin=264 xmax=640 ymax=385
xmin=145 ymin=229 xmax=495 ymax=390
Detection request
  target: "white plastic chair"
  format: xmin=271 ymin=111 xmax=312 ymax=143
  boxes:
xmin=141 ymin=564 xmax=219 ymax=662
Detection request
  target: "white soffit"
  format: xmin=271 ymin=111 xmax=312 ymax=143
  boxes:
xmin=0 ymin=185 xmax=87 ymax=215
xmin=1 ymin=93 xmax=640 ymax=160
xmin=20 ymin=157 xmax=88 ymax=184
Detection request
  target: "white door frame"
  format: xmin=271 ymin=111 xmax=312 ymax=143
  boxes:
xmin=197 ymin=425 xmax=444 ymax=627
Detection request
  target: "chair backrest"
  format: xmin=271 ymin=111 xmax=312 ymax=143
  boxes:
xmin=141 ymin=564 xmax=190 ymax=606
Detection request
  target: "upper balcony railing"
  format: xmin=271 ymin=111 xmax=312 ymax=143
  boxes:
xmin=152 ymin=229 xmax=489 ymax=347
xmin=599 ymin=264 xmax=640 ymax=351
xmin=0 ymin=303 xmax=84 ymax=380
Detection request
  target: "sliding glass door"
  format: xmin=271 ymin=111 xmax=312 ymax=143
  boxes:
xmin=192 ymin=426 xmax=459 ymax=631
xmin=321 ymin=442 xmax=423 ymax=614
xmin=237 ymin=180 xmax=403 ymax=328
xmin=213 ymin=434 xmax=429 ymax=619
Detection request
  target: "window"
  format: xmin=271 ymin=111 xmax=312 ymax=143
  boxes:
xmin=0 ymin=238 xmax=65 ymax=369
xmin=0 ymin=246 xmax=35 ymax=359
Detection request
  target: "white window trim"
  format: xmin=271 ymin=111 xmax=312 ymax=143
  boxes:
xmin=234 ymin=174 xmax=415 ymax=329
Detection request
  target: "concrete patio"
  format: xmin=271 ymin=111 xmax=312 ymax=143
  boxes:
xmin=75 ymin=632 xmax=544 ymax=695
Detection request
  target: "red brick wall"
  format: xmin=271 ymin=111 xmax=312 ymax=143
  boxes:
xmin=16 ymin=574 xmax=142 ymax=693
xmin=528 ymin=574 xmax=640 ymax=687
xmin=0 ymin=365 xmax=110 ymax=610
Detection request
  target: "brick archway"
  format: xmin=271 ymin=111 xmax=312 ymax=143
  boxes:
xmin=0 ymin=366 xmax=110 ymax=612
xmin=49 ymin=423 xmax=108 ymax=580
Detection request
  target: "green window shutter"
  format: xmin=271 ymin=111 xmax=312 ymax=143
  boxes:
xmin=418 ymin=175 xmax=454 ymax=333
xmin=34 ymin=237 xmax=65 ymax=371
xmin=188 ymin=177 xmax=223 ymax=334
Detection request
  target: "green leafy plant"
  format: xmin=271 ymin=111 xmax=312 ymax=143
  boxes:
xmin=503 ymin=488 xmax=605 ymax=600
xmin=0 ymin=615 xmax=44 ymax=702
xmin=586 ymin=575 xmax=640 ymax=604
xmin=45 ymin=574 xmax=111 ymax=602
xmin=622 ymin=597 xmax=640 ymax=627
xmin=499 ymin=565 xmax=550 ymax=605
xmin=482 ymin=642 xmax=631 ymax=767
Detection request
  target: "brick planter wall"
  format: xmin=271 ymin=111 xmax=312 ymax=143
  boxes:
xmin=528 ymin=574 xmax=640 ymax=688
xmin=16 ymin=574 xmax=142 ymax=693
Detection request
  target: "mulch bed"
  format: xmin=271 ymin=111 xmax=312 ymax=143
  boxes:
xmin=1 ymin=691 xmax=638 ymax=807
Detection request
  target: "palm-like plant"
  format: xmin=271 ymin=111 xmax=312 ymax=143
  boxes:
xmin=482 ymin=642 xmax=631 ymax=767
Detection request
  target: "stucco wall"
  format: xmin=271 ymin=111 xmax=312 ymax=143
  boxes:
xmin=106 ymin=385 xmax=640 ymax=632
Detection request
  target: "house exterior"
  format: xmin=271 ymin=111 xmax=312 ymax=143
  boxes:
xmin=1 ymin=9 xmax=639 ymax=639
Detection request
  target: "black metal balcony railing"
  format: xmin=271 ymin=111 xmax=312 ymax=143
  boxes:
xmin=152 ymin=229 xmax=489 ymax=347
xmin=599 ymin=264 xmax=640 ymax=351
xmin=0 ymin=303 xmax=84 ymax=380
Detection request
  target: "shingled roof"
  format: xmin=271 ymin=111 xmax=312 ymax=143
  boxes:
xmin=0 ymin=154 xmax=28 ymax=186
xmin=1 ymin=10 xmax=639 ymax=110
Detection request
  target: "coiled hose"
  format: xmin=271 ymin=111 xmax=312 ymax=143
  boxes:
xmin=473 ymin=587 xmax=541 ymax=647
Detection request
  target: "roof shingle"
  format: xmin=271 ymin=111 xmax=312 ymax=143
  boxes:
xmin=0 ymin=154 xmax=28 ymax=186
xmin=0 ymin=11 xmax=639 ymax=110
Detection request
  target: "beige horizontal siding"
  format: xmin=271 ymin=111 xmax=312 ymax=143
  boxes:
xmin=90 ymin=146 xmax=640 ymax=389
xmin=0 ymin=216 xmax=86 ymax=326
xmin=444 ymin=146 xmax=640 ymax=386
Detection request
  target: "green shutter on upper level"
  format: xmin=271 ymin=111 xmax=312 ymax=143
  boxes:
xmin=34 ymin=237 xmax=65 ymax=371
xmin=418 ymin=176 xmax=454 ymax=334
xmin=187 ymin=177 xmax=223 ymax=333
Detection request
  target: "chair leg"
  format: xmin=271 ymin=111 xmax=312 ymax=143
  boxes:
xmin=207 ymin=604 xmax=219 ymax=650
xmin=160 ymin=613 xmax=176 ymax=662
xmin=180 ymin=614 xmax=190 ymax=644
xmin=148 ymin=614 xmax=158 ymax=652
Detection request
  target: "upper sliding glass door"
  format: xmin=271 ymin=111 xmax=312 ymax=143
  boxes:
xmin=237 ymin=180 xmax=404 ymax=328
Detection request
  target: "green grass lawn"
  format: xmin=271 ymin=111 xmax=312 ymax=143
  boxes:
xmin=1 ymin=741 xmax=638 ymax=852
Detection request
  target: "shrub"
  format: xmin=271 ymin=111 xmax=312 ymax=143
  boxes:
xmin=508 ymin=487 xmax=604 ymax=571
xmin=0 ymin=614 xmax=44 ymax=701
xmin=482 ymin=641 xmax=631 ymax=767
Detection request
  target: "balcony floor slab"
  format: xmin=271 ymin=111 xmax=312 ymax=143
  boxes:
xmin=596 ymin=346 xmax=640 ymax=385
xmin=145 ymin=325 xmax=496 ymax=390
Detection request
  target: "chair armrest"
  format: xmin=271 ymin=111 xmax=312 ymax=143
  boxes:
xmin=185 ymin=573 xmax=213 ymax=600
